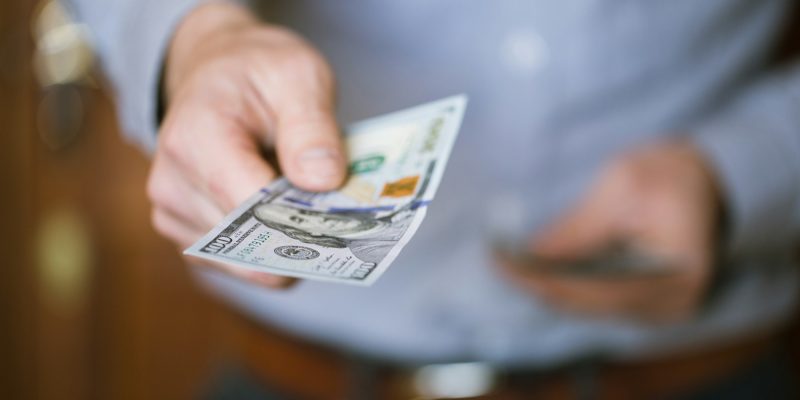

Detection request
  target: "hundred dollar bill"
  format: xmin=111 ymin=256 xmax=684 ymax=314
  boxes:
xmin=185 ymin=95 xmax=467 ymax=286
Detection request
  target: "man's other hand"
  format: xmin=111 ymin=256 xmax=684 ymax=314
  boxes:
xmin=146 ymin=2 xmax=346 ymax=288
xmin=500 ymin=142 xmax=723 ymax=323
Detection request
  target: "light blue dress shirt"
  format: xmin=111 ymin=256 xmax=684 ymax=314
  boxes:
xmin=66 ymin=0 xmax=800 ymax=365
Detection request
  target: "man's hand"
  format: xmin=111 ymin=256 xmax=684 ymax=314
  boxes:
xmin=146 ymin=2 xmax=346 ymax=287
xmin=499 ymin=142 xmax=723 ymax=322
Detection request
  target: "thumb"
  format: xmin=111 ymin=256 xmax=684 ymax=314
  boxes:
xmin=531 ymin=187 xmax=619 ymax=258
xmin=273 ymin=101 xmax=347 ymax=192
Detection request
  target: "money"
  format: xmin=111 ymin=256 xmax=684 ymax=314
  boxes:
xmin=184 ymin=95 xmax=467 ymax=286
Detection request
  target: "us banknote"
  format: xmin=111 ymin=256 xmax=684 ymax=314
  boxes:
xmin=185 ymin=95 xmax=467 ymax=286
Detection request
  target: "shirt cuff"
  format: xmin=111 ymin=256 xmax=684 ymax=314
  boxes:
xmin=692 ymin=111 xmax=800 ymax=257
xmin=128 ymin=0 xmax=205 ymax=154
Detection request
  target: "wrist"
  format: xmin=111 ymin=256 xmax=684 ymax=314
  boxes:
xmin=164 ymin=1 xmax=259 ymax=101
xmin=680 ymin=141 xmax=726 ymax=238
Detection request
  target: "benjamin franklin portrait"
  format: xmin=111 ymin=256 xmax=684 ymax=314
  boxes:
xmin=252 ymin=202 xmax=416 ymax=265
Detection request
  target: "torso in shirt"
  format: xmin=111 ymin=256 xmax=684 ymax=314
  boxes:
xmin=198 ymin=0 xmax=799 ymax=365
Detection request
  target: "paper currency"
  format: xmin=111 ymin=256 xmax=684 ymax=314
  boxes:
xmin=185 ymin=95 xmax=467 ymax=286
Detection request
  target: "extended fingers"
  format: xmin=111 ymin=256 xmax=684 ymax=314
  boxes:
xmin=531 ymin=190 xmax=620 ymax=258
xmin=501 ymin=260 xmax=702 ymax=322
xmin=190 ymin=259 xmax=297 ymax=289
xmin=151 ymin=208 xmax=205 ymax=249
xmin=159 ymin=99 xmax=278 ymax=212
xmin=148 ymin=154 xmax=227 ymax=230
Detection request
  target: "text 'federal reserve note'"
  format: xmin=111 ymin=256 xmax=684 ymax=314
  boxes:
xmin=184 ymin=95 xmax=467 ymax=286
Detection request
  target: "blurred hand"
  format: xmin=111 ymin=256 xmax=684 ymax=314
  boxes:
xmin=146 ymin=2 xmax=346 ymax=287
xmin=499 ymin=142 xmax=722 ymax=322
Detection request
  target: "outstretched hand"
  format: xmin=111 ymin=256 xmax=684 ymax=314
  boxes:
xmin=146 ymin=2 xmax=346 ymax=287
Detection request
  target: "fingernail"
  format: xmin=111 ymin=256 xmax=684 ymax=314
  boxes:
xmin=298 ymin=148 xmax=342 ymax=183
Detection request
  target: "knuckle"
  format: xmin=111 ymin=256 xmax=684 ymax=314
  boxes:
xmin=205 ymin=172 xmax=235 ymax=210
xmin=206 ymin=178 xmax=226 ymax=200
xmin=150 ymin=210 xmax=171 ymax=238
xmin=277 ymin=46 xmax=333 ymax=85
xmin=609 ymin=158 xmax=641 ymax=185
xmin=158 ymin=129 xmax=187 ymax=164
xmin=606 ymin=159 xmax=652 ymax=199
xmin=240 ymin=27 xmax=332 ymax=76
xmin=145 ymin=172 xmax=168 ymax=207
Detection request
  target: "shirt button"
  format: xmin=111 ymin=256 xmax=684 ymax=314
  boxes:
xmin=500 ymin=28 xmax=550 ymax=76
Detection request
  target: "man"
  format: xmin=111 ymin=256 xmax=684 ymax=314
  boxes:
xmin=65 ymin=0 xmax=800 ymax=398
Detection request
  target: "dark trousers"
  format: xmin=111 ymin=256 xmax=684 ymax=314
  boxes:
xmin=203 ymin=346 xmax=798 ymax=400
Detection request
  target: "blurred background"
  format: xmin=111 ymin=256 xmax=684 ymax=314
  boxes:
xmin=4 ymin=1 xmax=800 ymax=399
xmin=1 ymin=1 xmax=249 ymax=398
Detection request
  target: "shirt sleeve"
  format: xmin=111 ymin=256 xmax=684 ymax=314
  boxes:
xmin=692 ymin=63 xmax=800 ymax=258
xmin=62 ymin=0 xmax=207 ymax=153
